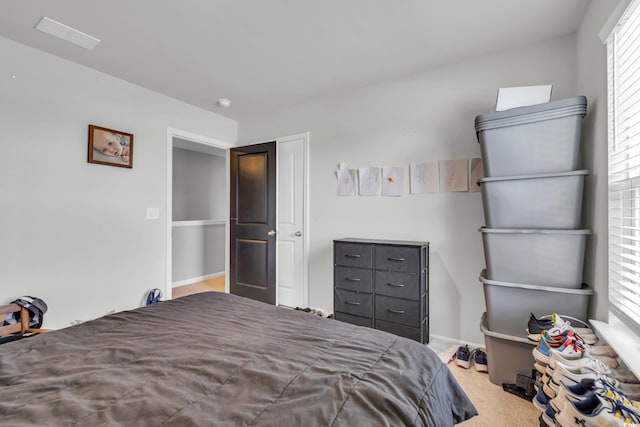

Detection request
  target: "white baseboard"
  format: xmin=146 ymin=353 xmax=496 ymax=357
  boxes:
xmin=430 ymin=333 xmax=485 ymax=350
xmin=172 ymin=271 xmax=224 ymax=288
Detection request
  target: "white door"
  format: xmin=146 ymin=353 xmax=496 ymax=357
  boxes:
xmin=277 ymin=134 xmax=308 ymax=308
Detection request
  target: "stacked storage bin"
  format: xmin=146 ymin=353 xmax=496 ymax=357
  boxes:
xmin=474 ymin=97 xmax=593 ymax=386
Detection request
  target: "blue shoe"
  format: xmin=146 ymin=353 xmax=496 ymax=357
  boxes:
xmin=533 ymin=386 xmax=550 ymax=412
xmin=454 ymin=345 xmax=471 ymax=369
xmin=473 ymin=348 xmax=488 ymax=372
xmin=556 ymin=392 xmax=640 ymax=427
xmin=541 ymin=402 xmax=557 ymax=427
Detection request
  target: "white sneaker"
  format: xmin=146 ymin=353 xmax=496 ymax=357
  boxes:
xmin=549 ymin=353 xmax=613 ymax=373
xmin=588 ymin=345 xmax=618 ymax=358
xmin=551 ymin=359 xmax=617 ymax=391
xmin=556 ymin=392 xmax=640 ymax=427
xmin=533 ymin=332 xmax=585 ymax=366
xmin=550 ymin=377 xmax=638 ymax=415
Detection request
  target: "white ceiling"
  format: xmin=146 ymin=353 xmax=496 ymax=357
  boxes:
xmin=0 ymin=0 xmax=589 ymax=122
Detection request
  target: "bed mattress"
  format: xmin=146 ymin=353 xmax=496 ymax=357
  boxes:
xmin=0 ymin=292 xmax=476 ymax=426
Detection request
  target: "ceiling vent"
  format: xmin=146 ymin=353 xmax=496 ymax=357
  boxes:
xmin=35 ymin=17 xmax=101 ymax=50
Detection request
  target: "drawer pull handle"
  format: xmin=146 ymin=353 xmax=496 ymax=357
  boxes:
xmin=388 ymin=308 xmax=405 ymax=314
xmin=387 ymin=282 xmax=405 ymax=288
xmin=388 ymin=257 xmax=405 ymax=262
xmin=345 ymin=277 xmax=361 ymax=282
xmin=346 ymin=254 xmax=362 ymax=258
xmin=345 ymin=301 xmax=361 ymax=306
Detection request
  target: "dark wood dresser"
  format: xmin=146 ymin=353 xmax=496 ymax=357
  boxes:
xmin=333 ymin=238 xmax=429 ymax=343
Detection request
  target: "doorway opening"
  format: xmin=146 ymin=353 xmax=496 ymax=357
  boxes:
xmin=165 ymin=128 xmax=234 ymax=300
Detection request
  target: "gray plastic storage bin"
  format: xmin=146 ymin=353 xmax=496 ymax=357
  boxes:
xmin=480 ymin=313 xmax=536 ymax=386
xmin=480 ymin=270 xmax=592 ymax=337
xmin=478 ymin=170 xmax=587 ymax=229
xmin=475 ymin=96 xmax=587 ymax=177
xmin=480 ymin=228 xmax=590 ymax=288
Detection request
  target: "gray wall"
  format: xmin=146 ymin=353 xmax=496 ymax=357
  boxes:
xmin=0 ymin=36 xmax=237 ymax=329
xmin=172 ymin=148 xmax=226 ymax=221
xmin=172 ymin=225 xmax=226 ymax=282
xmin=240 ymin=35 xmax=578 ymax=343
xmin=172 ymin=148 xmax=226 ymax=282
xmin=576 ymin=0 xmax=620 ymax=322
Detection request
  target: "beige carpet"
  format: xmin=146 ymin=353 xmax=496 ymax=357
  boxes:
xmin=439 ymin=345 xmax=541 ymax=426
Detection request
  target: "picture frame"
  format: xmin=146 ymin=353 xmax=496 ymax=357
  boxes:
xmin=88 ymin=124 xmax=134 ymax=168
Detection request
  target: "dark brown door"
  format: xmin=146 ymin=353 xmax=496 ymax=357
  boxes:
xmin=230 ymin=142 xmax=276 ymax=304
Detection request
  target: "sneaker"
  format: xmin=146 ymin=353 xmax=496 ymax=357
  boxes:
xmin=527 ymin=313 xmax=596 ymax=342
xmin=535 ymin=361 xmax=548 ymax=375
xmin=473 ymin=348 xmax=488 ymax=372
xmin=533 ymin=386 xmax=551 ymax=412
xmin=614 ymin=371 xmax=640 ymax=385
xmin=547 ymin=350 xmax=620 ymax=374
xmin=617 ymin=382 xmax=640 ymax=401
xmin=542 ymin=377 xmax=558 ymax=400
xmin=528 ymin=313 xmax=553 ymax=338
xmin=541 ymin=402 xmax=557 ymax=427
xmin=549 ymin=378 xmax=625 ymax=414
xmin=548 ymin=353 xmax=613 ymax=375
xmin=550 ymin=359 xmax=616 ymax=392
xmin=588 ymin=346 xmax=618 ymax=358
xmin=546 ymin=317 xmax=598 ymax=346
xmin=555 ymin=391 xmax=640 ymax=427
xmin=533 ymin=331 xmax=585 ymax=366
xmin=453 ymin=344 xmax=471 ymax=369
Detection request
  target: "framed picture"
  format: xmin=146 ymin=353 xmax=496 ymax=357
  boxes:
xmin=88 ymin=124 xmax=134 ymax=168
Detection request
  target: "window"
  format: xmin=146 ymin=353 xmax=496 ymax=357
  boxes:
xmin=607 ymin=0 xmax=640 ymax=336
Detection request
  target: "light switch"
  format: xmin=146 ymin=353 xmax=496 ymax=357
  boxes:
xmin=146 ymin=208 xmax=160 ymax=220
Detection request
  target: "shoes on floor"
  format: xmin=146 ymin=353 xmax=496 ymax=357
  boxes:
xmin=473 ymin=348 xmax=488 ymax=372
xmin=453 ymin=345 xmax=471 ymax=369
xmin=452 ymin=345 xmax=488 ymax=372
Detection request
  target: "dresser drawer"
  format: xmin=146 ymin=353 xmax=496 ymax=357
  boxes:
xmin=375 ymin=319 xmax=421 ymax=342
xmin=335 ymin=242 xmax=373 ymax=268
xmin=335 ymin=266 xmax=373 ymax=293
xmin=374 ymin=295 xmax=420 ymax=327
xmin=374 ymin=271 xmax=422 ymax=300
xmin=335 ymin=289 xmax=373 ymax=318
xmin=335 ymin=312 xmax=373 ymax=328
xmin=375 ymin=245 xmax=421 ymax=273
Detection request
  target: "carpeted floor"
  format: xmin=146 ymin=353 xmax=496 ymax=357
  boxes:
xmin=439 ymin=345 xmax=541 ymax=426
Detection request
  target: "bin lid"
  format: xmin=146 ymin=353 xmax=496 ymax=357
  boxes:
xmin=478 ymin=227 xmax=591 ymax=235
xmin=475 ymin=96 xmax=587 ymax=137
xmin=478 ymin=270 xmax=594 ymax=295
xmin=477 ymin=169 xmax=588 ymax=184
xmin=479 ymin=312 xmax=536 ymax=345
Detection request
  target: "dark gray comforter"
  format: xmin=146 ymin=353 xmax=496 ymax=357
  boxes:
xmin=0 ymin=292 xmax=476 ymax=426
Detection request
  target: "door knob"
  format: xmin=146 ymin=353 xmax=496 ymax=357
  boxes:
xmin=267 ymin=230 xmax=277 ymax=237
xmin=294 ymin=231 xmax=302 ymax=237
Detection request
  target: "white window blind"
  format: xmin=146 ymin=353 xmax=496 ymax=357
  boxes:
xmin=608 ymin=0 xmax=640 ymax=336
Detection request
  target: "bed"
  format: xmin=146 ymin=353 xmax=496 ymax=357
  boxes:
xmin=0 ymin=292 xmax=477 ymax=426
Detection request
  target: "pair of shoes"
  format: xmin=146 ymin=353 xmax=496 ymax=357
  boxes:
xmin=554 ymin=382 xmax=640 ymax=427
xmin=547 ymin=348 xmax=620 ymax=374
xmin=527 ymin=313 xmax=598 ymax=345
xmin=452 ymin=345 xmax=488 ymax=372
xmin=532 ymin=329 xmax=585 ymax=366
xmin=549 ymin=359 xmax=617 ymax=393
